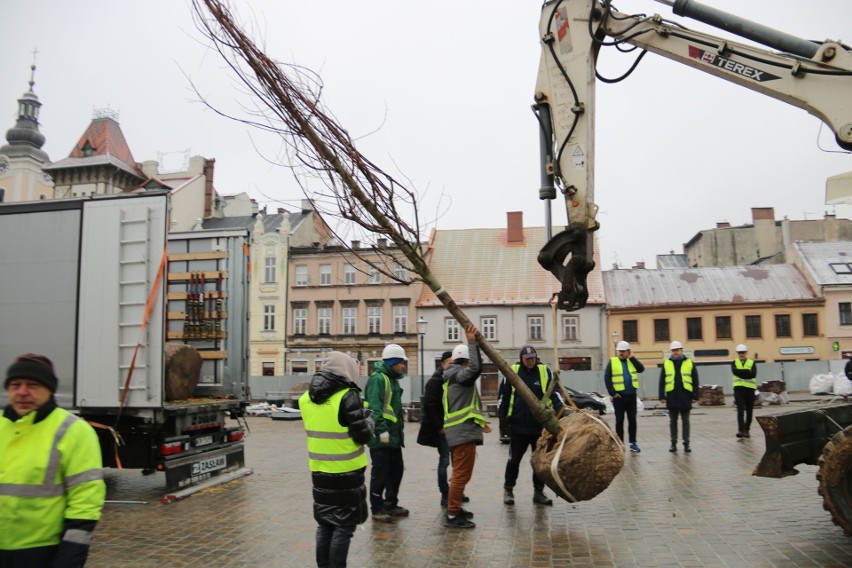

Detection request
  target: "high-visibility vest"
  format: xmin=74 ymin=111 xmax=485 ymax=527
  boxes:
xmin=507 ymin=363 xmax=551 ymax=416
xmin=301 ymin=388 xmax=367 ymax=474
xmin=610 ymin=357 xmax=640 ymax=392
xmin=0 ymin=407 xmax=105 ymax=551
xmin=363 ymin=373 xmax=397 ymax=423
xmin=732 ymin=359 xmax=756 ymax=389
xmin=443 ymin=380 xmax=486 ymax=429
xmin=664 ymin=358 xmax=694 ymax=393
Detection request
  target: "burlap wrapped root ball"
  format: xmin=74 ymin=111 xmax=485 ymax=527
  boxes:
xmin=531 ymin=409 xmax=624 ymax=502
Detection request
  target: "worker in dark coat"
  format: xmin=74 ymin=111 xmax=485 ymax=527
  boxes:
xmin=416 ymin=350 xmax=455 ymax=507
xmin=658 ymin=341 xmax=699 ymax=453
xmin=300 ymin=351 xmax=374 ymax=568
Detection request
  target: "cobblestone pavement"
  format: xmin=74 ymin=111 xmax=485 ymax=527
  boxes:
xmin=88 ymin=397 xmax=852 ymax=567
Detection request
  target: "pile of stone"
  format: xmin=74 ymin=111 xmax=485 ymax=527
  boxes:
xmin=757 ymin=379 xmax=788 ymax=405
xmin=698 ymin=385 xmax=725 ymax=406
xmin=758 ymin=380 xmax=786 ymax=394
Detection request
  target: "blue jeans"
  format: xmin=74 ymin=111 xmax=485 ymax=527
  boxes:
xmin=369 ymin=447 xmax=404 ymax=513
xmin=437 ymin=435 xmax=450 ymax=495
xmin=316 ymin=522 xmax=356 ymax=568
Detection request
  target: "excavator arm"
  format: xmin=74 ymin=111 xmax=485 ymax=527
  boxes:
xmin=535 ymin=0 xmax=852 ymax=311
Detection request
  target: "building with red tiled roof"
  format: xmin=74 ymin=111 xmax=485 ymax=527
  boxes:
xmin=417 ymin=211 xmax=606 ymax=398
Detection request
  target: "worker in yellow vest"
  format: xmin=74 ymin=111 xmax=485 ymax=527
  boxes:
xmin=1 ymin=354 xmax=106 ymax=567
xmin=604 ymin=341 xmax=645 ymax=453
xmin=301 ymin=351 xmax=375 ymax=568
xmin=731 ymin=344 xmax=758 ymax=438
xmin=658 ymin=341 xmax=700 ymax=453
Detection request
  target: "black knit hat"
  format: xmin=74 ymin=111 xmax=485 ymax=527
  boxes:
xmin=441 ymin=351 xmax=454 ymax=362
xmin=5 ymin=354 xmax=58 ymax=393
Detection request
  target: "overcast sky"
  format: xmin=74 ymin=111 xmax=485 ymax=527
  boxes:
xmin=2 ymin=0 xmax=850 ymax=270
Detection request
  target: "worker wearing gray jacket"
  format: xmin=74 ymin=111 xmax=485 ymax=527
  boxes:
xmin=442 ymin=324 xmax=487 ymax=529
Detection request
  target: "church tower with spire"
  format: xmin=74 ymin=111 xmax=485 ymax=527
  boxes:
xmin=0 ymin=58 xmax=55 ymax=202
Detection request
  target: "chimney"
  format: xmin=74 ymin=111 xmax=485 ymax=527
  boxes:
xmin=203 ymin=158 xmax=215 ymax=218
xmin=751 ymin=207 xmax=775 ymax=222
xmin=351 ymin=240 xmax=360 ymax=249
xmin=277 ymin=207 xmax=286 ymax=214
xmin=716 ymin=221 xmax=730 ymax=228
xmin=377 ymin=238 xmax=387 ymax=248
xmin=507 ymin=211 xmax=524 ymax=244
xmin=301 ymin=199 xmax=314 ymax=214
xmin=633 ymin=261 xmax=645 ymax=269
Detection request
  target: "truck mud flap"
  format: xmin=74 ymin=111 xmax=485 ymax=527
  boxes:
xmin=163 ymin=443 xmax=246 ymax=493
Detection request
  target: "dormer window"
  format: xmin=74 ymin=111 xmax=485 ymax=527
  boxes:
xmin=82 ymin=141 xmax=94 ymax=157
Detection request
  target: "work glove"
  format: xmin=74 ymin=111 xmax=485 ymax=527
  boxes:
xmin=379 ymin=431 xmax=390 ymax=445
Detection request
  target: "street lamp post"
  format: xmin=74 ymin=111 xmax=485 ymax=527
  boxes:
xmin=417 ymin=316 xmax=428 ymax=403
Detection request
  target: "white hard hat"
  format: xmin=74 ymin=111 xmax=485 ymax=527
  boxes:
xmin=451 ymin=344 xmax=470 ymax=361
xmin=670 ymin=341 xmax=684 ymax=350
xmin=616 ymin=341 xmax=630 ymax=351
xmin=381 ymin=343 xmax=407 ymax=361
xmin=736 ymin=344 xmax=748 ymax=352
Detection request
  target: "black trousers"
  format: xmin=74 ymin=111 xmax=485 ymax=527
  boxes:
xmin=503 ymin=432 xmax=545 ymax=492
xmin=612 ymin=393 xmax=638 ymax=444
xmin=734 ymin=386 xmax=756 ymax=432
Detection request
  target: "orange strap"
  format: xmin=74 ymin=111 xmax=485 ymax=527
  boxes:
xmin=116 ymin=245 xmax=168 ymax=423
xmin=86 ymin=420 xmax=124 ymax=469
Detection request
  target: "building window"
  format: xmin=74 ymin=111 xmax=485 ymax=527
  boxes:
xmin=775 ymin=314 xmax=792 ymax=338
xmin=263 ymin=305 xmax=275 ymax=331
xmin=622 ymin=320 xmax=638 ymax=343
xmin=368 ymin=266 xmax=381 ymax=284
xmin=481 ymin=317 xmax=497 ymax=341
xmin=715 ymin=316 xmax=732 ymax=339
xmin=318 ymin=307 xmax=332 ymax=335
xmin=343 ymin=307 xmax=357 ymax=334
xmin=802 ymin=313 xmax=819 ymax=337
xmin=528 ymin=316 xmax=544 ymax=341
xmin=653 ymin=319 xmax=670 ymax=342
xmin=262 ymin=362 xmax=275 ymax=376
xmin=291 ymin=360 xmax=308 ymax=375
xmin=344 ymin=264 xmax=356 ymax=285
xmin=840 ymin=302 xmax=852 ymax=326
xmin=745 ymin=315 xmax=762 ymax=339
xmin=393 ymin=261 xmax=406 ymax=281
xmin=293 ymin=308 xmax=307 ymax=335
xmin=563 ymin=315 xmax=579 ymax=341
xmin=686 ymin=317 xmax=702 ymax=341
xmin=393 ymin=306 xmax=407 ymax=333
xmin=295 ymin=265 xmax=309 ymax=286
xmin=368 ymin=306 xmax=382 ymax=334
xmin=264 ymin=257 xmax=276 ymax=283
xmin=319 ymin=264 xmax=332 ymax=285
xmin=446 ymin=318 xmax=460 ymax=342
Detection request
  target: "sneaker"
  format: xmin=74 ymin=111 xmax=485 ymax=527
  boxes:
xmin=454 ymin=508 xmax=474 ymax=519
xmin=629 ymin=442 xmax=641 ymax=453
xmin=533 ymin=490 xmax=553 ymax=506
xmin=669 ymin=444 xmax=677 ymax=452
xmin=372 ymin=512 xmax=393 ymax=523
xmin=445 ymin=515 xmax=476 ymax=529
xmin=386 ymin=505 xmax=409 ymax=517
xmin=684 ymin=443 xmax=692 ymax=453
xmin=462 ymin=494 xmax=470 ymax=503
xmin=503 ymin=489 xmax=515 ymax=505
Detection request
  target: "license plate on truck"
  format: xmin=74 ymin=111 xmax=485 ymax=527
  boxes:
xmin=193 ymin=435 xmax=214 ymax=447
xmin=164 ymin=445 xmax=245 ymax=492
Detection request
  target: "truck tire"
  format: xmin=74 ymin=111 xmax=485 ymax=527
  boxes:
xmin=816 ymin=425 xmax=852 ymax=536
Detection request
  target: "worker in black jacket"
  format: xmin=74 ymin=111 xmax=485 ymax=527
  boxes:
xmin=416 ymin=350 xmax=457 ymax=507
xmin=497 ymin=345 xmax=562 ymax=506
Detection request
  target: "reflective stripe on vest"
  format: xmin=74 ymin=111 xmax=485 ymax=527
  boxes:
xmin=301 ymin=389 xmax=367 ymax=473
xmin=609 ymin=357 xmax=639 ymax=392
xmin=443 ymin=380 xmax=485 ymax=429
xmin=507 ymin=364 xmax=550 ymax=417
xmin=363 ymin=373 xmax=397 ymax=423
xmin=664 ymin=358 xmax=694 ymax=393
xmin=733 ymin=359 xmax=756 ymax=389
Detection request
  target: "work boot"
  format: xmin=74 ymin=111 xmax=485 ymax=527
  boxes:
xmin=371 ymin=511 xmax=393 ymax=523
xmin=533 ymin=489 xmax=553 ymax=506
xmin=503 ymin=489 xmax=515 ymax=505
xmin=743 ymin=430 xmax=751 ymax=438
xmin=462 ymin=494 xmax=470 ymax=503
xmin=684 ymin=443 xmax=692 ymax=453
xmin=669 ymin=444 xmax=677 ymax=452
xmin=455 ymin=508 xmax=474 ymax=519
xmin=445 ymin=515 xmax=476 ymax=529
xmin=736 ymin=430 xmax=744 ymax=438
xmin=385 ymin=505 xmax=409 ymax=517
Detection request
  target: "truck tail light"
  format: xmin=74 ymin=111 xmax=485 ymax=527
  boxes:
xmin=160 ymin=440 xmax=184 ymax=456
xmin=227 ymin=430 xmax=244 ymax=442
